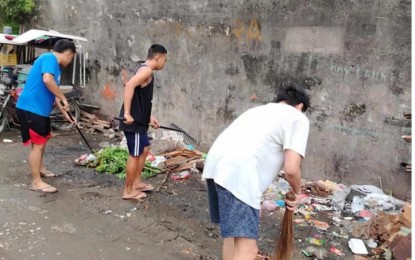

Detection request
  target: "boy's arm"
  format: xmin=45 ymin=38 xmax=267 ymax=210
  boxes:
xmin=123 ymin=66 xmax=152 ymax=124
xmin=43 ymin=73 xmax=68 ymax=111
xmin=55 ymin=97 xmax=76 ymax=124
xmin=283 ymin=149 xmax=303 ymax=210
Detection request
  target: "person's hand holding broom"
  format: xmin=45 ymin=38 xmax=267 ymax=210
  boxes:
xmin=274 ymin=191 xmax=301 ymax=260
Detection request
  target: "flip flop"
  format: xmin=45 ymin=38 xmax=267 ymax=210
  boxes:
xmin=136 ymin=183 xmax=154 ymax=192
xmin=29 ymin=185 xmax=58 ymax=193
xmin=122 ymin=192 xmax=147 ymax=201
xmin=40 ymin=169 xmax=57 ymax=178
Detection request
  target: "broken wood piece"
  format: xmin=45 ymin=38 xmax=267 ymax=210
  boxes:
xmin=157 ymin=170 xmax=172 ymax=192
xmin=403 ymin=112 xmax=411 ymax=119
xmin=401 ymin=135 xmax=411 ymax=142
xmin=164 ymin=155 xmax=188 ymax=167
xmin=175 ymin=159 xmax=205 ymax=172
xmin=166 ymin=157 xmax=199 ymax=171
xmin=80 ymin=111 xmax=97 ymax=120
xmin=81 ymin=123 xmax=106 ymax=133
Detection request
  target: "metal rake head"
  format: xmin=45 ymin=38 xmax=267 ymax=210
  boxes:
xmin=169 ymin=123 xmax=198 ymax=144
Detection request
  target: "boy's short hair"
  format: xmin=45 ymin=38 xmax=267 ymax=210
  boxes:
xmin=147 ymin=44 xmax=167 ymax=59
xmin=275 ymin=85 xmax=310 ymax=112
xmin=53 ymin=39 xmax=76 ymax=53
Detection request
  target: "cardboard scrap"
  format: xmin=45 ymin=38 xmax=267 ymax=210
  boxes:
xmin=389 ymin=234 xmax=411 ymax=260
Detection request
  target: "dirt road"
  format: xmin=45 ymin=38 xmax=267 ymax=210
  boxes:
xmin=0 ymin=129 xmax=354 ymax=260
xmin=0 ymin=129 xmax=223 ymax=260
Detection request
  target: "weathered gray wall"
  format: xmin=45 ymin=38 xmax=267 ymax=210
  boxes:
xmin=34 ymin=0 xmax=411 ymax=198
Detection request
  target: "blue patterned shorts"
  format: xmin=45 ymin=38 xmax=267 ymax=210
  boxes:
xmin=206 ymin=179 xmax=259 ymax=239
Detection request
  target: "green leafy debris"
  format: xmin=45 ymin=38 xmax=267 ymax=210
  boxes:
xmin=94 ymin=146 xmax=161 ymax=180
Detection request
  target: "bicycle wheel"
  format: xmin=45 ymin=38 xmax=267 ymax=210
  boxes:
xmin=51 ymin=101 xmax=81 ymax=131
xmin=0 ymin=108 xmax=9 ymax=133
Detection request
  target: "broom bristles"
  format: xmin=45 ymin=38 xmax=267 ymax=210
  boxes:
xmin=274 ymin=191 xmax=296 ymax=260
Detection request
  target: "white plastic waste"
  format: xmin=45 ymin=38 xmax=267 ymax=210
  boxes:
xmin=277 ymin=178 xmax=290 ymax=192
xmin=348 ymin=238 xmax=368 ymax=255
xmin=364 ymin=193 xmax=405 ymax=211
xmin=350 ymin=185 xmax=384 ymax=195
xmin=331 ymin=184 xmax=351 ymax=210
xmin=351 ymin=196 xmax=365 ymax=213
xmin=119 ymin=136 xmax=128 ymax=149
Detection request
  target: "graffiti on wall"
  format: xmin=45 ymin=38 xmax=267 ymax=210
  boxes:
xmin=329 ymin=60 xmax=408 ymax=85
xmin=231 ymin=19 xmax=262 ymax=42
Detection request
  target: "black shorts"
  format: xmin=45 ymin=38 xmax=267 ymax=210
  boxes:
xmin=16 ymin=108 xmax=51 ymax=145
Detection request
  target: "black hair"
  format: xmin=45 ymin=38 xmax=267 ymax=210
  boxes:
xmin=53 ymin=39 xmax=76 ymax=53
xmin=147 ymin=44 xmax=167 ymax=59
xmin=275 ymin=85 xmax=310 ymax=112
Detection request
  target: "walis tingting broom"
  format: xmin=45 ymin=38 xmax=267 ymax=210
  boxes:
xmin=274 ymin=191 xmax=296 ymax=260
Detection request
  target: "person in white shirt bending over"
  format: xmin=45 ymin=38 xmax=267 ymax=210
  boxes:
xmin=202 ymin=85 xmax=311 ymax=260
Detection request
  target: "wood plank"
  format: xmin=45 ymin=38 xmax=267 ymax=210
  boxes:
xmin=164 ymin=155 xmax=188 ymax=167
xmin=402 ymin=135 xmax=412 ymax=143
xmin=80 ymin=111 xmax=97 ymax=120
xmin=175 ymin=159 xmax=205 ymax=172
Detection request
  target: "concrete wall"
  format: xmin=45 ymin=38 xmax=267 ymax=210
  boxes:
xmin=34 ymin=0 xmax=411 ymax=198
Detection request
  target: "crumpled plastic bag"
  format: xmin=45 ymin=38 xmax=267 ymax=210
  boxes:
xmin=364 ymin=193 xmax=405 ymax=211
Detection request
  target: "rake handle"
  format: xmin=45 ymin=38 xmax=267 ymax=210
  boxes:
xmin=60 ymin=99 xmax=94 ymax=153
xmin=113 ymin=116 xmax=184 ymax=133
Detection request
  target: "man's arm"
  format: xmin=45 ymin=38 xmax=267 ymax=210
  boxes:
xmin=123 ymin=66 xmax=152 ymax=124
xmin=43 ymin=73 xmax=69 ymax=111
xmin=283 ymin=149 xmax=303 ymax=210
xmin=55 ymin=97 xmax=76 ymax=124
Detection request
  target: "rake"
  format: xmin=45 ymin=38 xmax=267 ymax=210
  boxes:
xmin=59 ymin=100 xmax=94 ymax=153
xmin=113 ymin=117 xmax=197 ymax=144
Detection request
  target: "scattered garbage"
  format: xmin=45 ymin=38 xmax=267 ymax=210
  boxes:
xmin=2 ymin=139 xmax=12 ymax=143
xmin=329 ymin=246 xmax=345 ymax=256
xmin=261 ymin=200 xmax=278 ymax=212
xmin=348 ymin=238 xmax=368 ymax=255
xmin=74 ymin=146 xmax=162 ymax=179
xmin=351 ymin=196 xmax=365 ymax=213
xmin=306 ymin=237 xmax=325 ymax=246
xmin=261 ymin=176 xmax=411 ymax=259
xmin=103 ymin=210 xmax=112 ymax=215
xmin=301 ymin=246 xmax=329 ymax=259
xmin=172 ymin=171 xmax=190 ymax=180
xmin=275 ymin=200 xmax=285 ymax=207
xmin=366 ymin=238 xmax=377 ymax=249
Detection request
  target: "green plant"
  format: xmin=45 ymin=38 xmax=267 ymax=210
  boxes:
xmin=94 ymin=146 xmax=162 ymax=180
xmin=0 ymin=0 xmax=35 ymax=33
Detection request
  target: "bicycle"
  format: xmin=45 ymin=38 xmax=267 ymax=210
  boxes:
xmin=0 ymin=78 xmax=83 ymax=133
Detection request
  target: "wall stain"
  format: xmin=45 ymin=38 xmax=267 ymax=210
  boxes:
xmin=241 ymin=54 xmax=265 ymax=84
xmin=217 ymin=85 xmax=236 ymax=121
xmin=343 ymin=103 xmax=366 ymax=122
xmin=384 ymin=117 xmax=411 ymax=128
xmin=101 ymin=82 xmax=116 ymax=100
xmin=224 ymin=64 xmax=239 ymax=76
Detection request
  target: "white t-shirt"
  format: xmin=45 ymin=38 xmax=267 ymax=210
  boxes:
xmin=202 ymin=103 xmax=310 ymax=209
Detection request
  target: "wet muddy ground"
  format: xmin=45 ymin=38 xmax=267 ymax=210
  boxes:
xmin=0 ymin=128 xmax=354 ymax=259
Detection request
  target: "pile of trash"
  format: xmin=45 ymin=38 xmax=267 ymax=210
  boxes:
xmin=261 ymin=174 xmax=411 ymax=259
xmin=74 ymin=137 xmax=206 ymax=183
